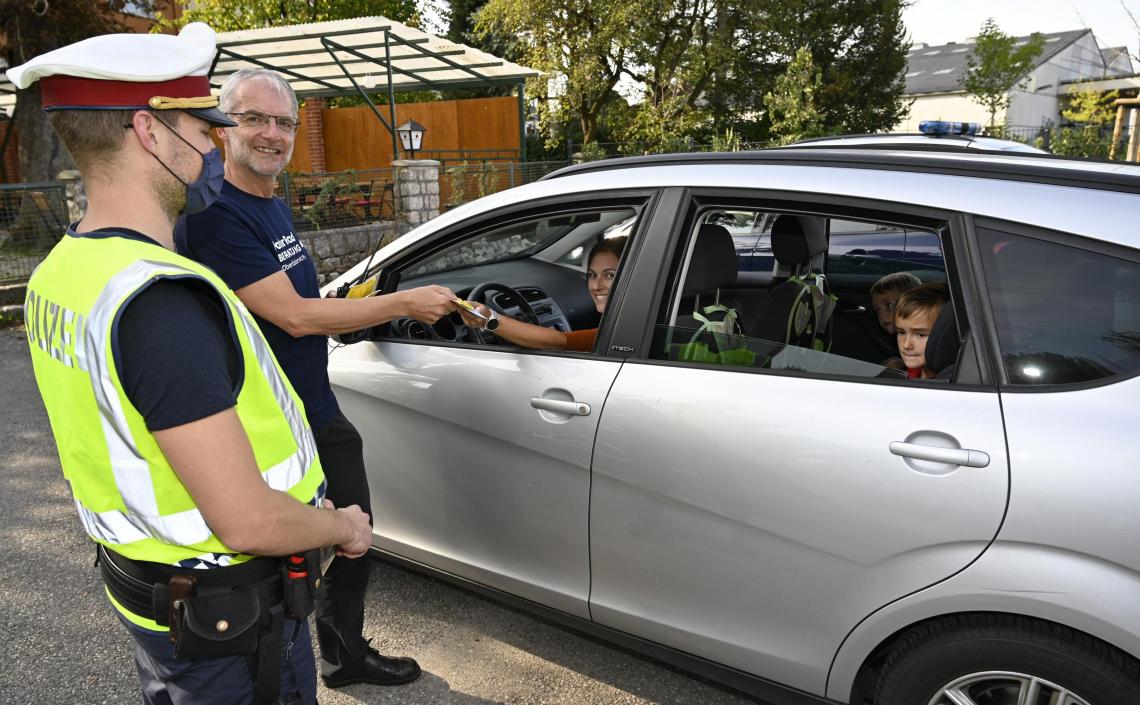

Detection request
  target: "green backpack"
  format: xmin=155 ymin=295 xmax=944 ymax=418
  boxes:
xmin=674 ymin=303 xmax=757 ymax=367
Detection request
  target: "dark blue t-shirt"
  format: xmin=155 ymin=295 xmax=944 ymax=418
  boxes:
xmin=177 ymin=180 xmax=340 ymax=429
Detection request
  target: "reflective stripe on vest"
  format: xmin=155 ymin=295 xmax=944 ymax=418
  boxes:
xmin=74 ymin=258 xmax=318 ymax=549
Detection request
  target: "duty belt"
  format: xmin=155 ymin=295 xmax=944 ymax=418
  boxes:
xmin=96 ymin=545 xmax=282 ymax=626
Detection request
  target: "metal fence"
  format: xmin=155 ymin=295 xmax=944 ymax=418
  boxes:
xmin=566 ymin=139 xmax=770 ymax=159
xmin=438 ymin=160 xmax=569 ymax=211
xmin=989 ymin=124 xmax=1128 ymax=158
xmin=0 ymin=182 xmax=69 ymax=285
xmin=279 ymin=168 xmax=397 ymax=233
xmin=280 ymin=161 xmax=572 ymax=226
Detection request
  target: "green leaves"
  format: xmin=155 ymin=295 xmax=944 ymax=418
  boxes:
xmin=764 ymin=47 xmax=825 ymax=145
xmin=155 ymin=0 xmax=420 ymax=33
xmin=960 ymin=18 xmax=1046 ymax=130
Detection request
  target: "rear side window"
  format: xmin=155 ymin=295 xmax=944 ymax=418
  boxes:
xmin=977 ymin=228 xmax=1140 ymax=386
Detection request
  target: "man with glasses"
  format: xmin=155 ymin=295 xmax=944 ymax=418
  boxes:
xmin=178 ymin=68 xmax=457 ymax=689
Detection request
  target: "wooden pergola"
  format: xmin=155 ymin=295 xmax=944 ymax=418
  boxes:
xmin=1109 ymin=97 xmax=1140 ymax=161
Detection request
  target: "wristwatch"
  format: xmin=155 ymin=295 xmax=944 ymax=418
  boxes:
xmin=484 ymin=308 xmax=500 ymax=332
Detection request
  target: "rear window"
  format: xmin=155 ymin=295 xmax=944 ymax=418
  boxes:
xmin=977 ymin=228 xmax=1140 ymax=386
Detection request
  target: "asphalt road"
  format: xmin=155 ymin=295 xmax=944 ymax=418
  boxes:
xmin=0 ymin=325 xmax=762 ymax=705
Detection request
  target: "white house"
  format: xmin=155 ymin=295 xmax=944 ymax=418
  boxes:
xmin=895 ymin=30 xmax=1133 ymax=133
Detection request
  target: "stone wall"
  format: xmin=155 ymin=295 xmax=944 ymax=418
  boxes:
xmin=298 ymin=221 xmax=403 ymax=284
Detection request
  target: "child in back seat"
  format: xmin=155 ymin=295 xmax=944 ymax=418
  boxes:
xmin=870 ymin=272 xmax=921 ymax=369
xmin=894 ymin=283 xmax=950 ymax=380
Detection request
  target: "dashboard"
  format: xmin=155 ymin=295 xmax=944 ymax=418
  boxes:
xmin=385 ymin=257 xmax=599 ymax=344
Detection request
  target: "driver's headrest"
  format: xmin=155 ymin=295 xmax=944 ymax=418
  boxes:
xmin=682 ymin=223 xmax=737 ymax=295
xmin=771 ymin=214 xmax=827 ymax=267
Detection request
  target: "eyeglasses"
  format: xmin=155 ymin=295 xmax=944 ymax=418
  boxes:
xmin=226 ymin=110 xmax=301 ymax=134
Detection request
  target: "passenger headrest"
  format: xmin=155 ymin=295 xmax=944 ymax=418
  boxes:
xmin=925 ymin=304 xmax=960 ymax=375
xmin=771 ymin=215 xmax=827 ymax=267
xmin=682 ymin=223 xmax=737 ymax=295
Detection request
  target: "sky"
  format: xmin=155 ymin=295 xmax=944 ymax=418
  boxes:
xmin=904 ymin=0 xmax=1140 ymax=53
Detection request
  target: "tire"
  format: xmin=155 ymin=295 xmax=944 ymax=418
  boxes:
xmin=873 ymin=614 xmax=1140 ymax=705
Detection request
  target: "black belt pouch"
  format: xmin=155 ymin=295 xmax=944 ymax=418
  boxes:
xmin=172 ymin=588 xmax=263 ymax=660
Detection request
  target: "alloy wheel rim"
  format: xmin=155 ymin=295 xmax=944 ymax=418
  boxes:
xmin=926 ymin=670 xmax=1091 ymax=705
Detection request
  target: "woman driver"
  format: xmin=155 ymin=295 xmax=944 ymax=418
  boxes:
xmin=459 ymin=236 xmax=627 ymax=351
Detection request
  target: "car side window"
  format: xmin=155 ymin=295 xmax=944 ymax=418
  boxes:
xmin=384 ymin=206 xmax=640 ymax=348
xmin=976 ymin=227 xmax=1140 ymax=386
xmin=649 ymin=208 xmax=962 ymax=383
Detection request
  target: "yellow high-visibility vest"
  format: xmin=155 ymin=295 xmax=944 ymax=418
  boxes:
xmin=25 ymin=231 xmax=325 ymax=629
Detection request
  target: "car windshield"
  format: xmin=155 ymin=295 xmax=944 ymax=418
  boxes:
xmin=405 ymin=214 xmax=597 ymax=277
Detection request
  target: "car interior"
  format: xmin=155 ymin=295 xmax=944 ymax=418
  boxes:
xmin=650 ymin=207 xmax=962 ymax=381
xmin=369 ymin=200 xmax=965 ymax=383
xmin=379 ymin=207 xmax=639 ymax=344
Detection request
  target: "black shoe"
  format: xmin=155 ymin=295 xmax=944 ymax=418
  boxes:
xmin=322 ymin=647 xmax=421 ymax=688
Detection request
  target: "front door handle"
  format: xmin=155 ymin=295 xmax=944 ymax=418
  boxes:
xmin=530 ymin=398 xmax=591 ymax=416
xmin=889 ymin=441 xmax=990 ymax=468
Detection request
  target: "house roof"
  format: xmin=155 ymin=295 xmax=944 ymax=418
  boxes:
xmin=904 ymin=29 xmax=1089 ymax=96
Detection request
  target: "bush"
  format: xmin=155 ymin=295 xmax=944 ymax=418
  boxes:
xmin=577 ymin=141 xmax=608 ymax=162
xmin=1048 ymin=126 xmax=1115 ymax=159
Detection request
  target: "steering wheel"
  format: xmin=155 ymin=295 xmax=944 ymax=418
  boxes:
xmin=466 ymin=281 xmax=541 ymax=344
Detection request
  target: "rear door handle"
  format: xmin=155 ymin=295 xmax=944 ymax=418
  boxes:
xmin=530 ymin=398 xmax=591 ymax=416
xmin=889 ymin=441 xmax=990 ymax=468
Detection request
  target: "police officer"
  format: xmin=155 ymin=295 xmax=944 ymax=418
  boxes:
xmin=9 ymin=24 xmax=371 ymax=705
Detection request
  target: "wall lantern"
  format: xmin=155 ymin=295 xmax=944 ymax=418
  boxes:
xmin=396 ymin=119 xmax=426 ymax=158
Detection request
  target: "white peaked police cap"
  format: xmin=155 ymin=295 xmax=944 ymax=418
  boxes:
xmin=5 ymin=22 xmax=236 ymax=127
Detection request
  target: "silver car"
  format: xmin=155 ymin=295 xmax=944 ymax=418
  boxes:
xmin=325 ymin=148 xmax=1140 ymax=705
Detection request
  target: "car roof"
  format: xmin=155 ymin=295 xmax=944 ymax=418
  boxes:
xmin=787 ymin=133 xmax=1048 ymax=154
xmin=542 ymin=148 xmax=1140 ymax=193
xmin=330 ymin=152 xmax=1140 ymax=291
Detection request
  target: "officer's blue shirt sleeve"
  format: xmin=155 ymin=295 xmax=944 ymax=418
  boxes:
xmin=116 ymin=278 xmax=242 ymax=432
xmin=179 ymin=203 xmax=282 ymax=291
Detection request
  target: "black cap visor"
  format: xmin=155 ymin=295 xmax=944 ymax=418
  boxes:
xmin=186 ymin=106 xmax=238 ymax=128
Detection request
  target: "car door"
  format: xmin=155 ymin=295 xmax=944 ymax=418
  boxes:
xmin=326 ymin=197 xmax=648 ymax=619
xmin=587 ymin=196 xmax=1010 ymax=694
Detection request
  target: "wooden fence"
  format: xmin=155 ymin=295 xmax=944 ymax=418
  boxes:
xmin=288 ymin=95 xmax=521 ymax=173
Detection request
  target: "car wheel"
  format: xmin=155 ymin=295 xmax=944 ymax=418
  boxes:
xmin=873 ymin=614 xmax=1140 ymax=705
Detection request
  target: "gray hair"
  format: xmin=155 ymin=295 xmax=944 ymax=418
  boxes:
xmin=218 ymin=69 xmax=298 ymax=116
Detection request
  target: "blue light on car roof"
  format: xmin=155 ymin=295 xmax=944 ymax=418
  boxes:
xmin=919 ymin=121 xmax=981 ymax=136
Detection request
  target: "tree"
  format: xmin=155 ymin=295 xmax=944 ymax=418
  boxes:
xmin=960 ymin=18 xmax=1045 ymax=131
xmin=764 ymin=47 xmax=824 ymax=144
xmin=155 ymin=0 xmax=418 ymax=32
xmin=1062 ymin=87 xmax=1119 ymax=126
xmin=1 ymin=0 xmax=161 ymax=184
xmin=711 ymin=0 xmax=910 ymax=140
xmin=477 ymin=0 xmax=640 ymax=145
xmin=1049 ymin=87 xmax=1120 ymax=159
xmin=447 ymin=0 xmax=526 ymax=98
xmin=448 ymin=0 xmax=484 ymax=43
xmin=617 ymin=0 xmax=733 ymax=150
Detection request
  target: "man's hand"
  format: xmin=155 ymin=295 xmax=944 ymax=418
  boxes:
xmin=335 ymin=503 xmax=373 ymax=559
xmin=400 ymin=285 xmax=458 ymax=324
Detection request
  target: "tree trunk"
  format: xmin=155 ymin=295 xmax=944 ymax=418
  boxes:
xmin=5 ymin=85 xmax=74 ymax=250
xmin=580 ymin=109 xmax=597 ymax=145
xmin=15 ymin=83 xmax=75 ymax=184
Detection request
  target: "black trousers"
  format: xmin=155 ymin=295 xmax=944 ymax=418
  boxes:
xmin=312 ymin=412 xmax=372 ymax=675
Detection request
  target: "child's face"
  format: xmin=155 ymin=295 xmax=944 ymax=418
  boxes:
xmin=872 ymin=289 xmax=903 ymax=334
xmin=895 ymin=307 xmax=939 ymax=371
